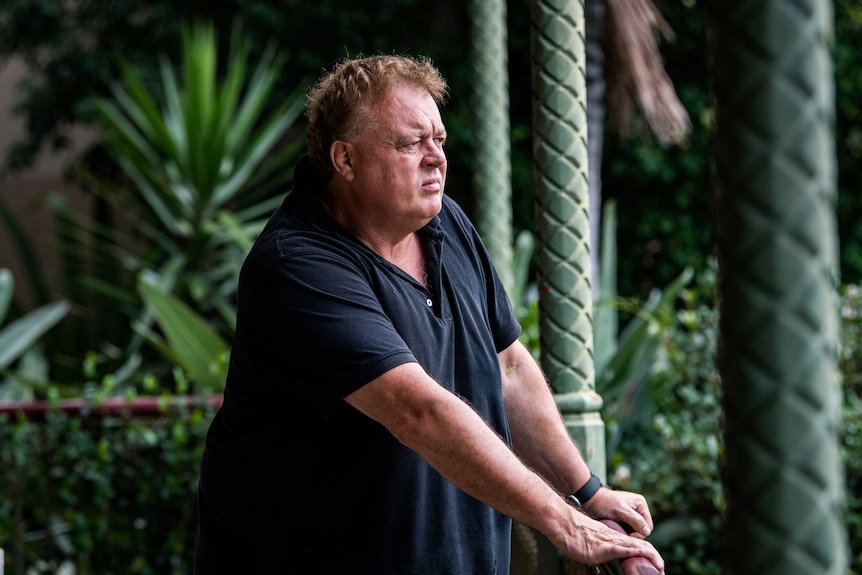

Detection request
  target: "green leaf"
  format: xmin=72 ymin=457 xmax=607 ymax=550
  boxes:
xmin=161 ymin=56 xmax=190 ymax=171
xmin=138 ymin=275 xmax=229 ymax=391
xmin=217 ymin=210 xmax=255 ymax=252
xmin=116 ymin=58 xmax=179 ymax=160
xmin=0 ymin=300 xmax=70 ymax=370
xmin=225 ymin=42 xmax=286 ymax=152
xmin=0 ymin=268 xmax=12 ymax=325
xmin=510 ymin=229 xmax=535 ymax=311
xmin=594 ymin=200 xmax=619 ymax=375
xmin=598 ymin=267 xmax=693 ymax=400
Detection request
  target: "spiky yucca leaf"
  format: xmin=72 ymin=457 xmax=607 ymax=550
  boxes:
xmin=80 ymin=20 xmax=307 ymax=348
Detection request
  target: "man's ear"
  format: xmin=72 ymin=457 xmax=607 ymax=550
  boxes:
xmin=330 ymin=140 xmax=355 ymax=181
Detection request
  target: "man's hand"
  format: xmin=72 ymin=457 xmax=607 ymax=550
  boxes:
xmin=582 ymin=487 xmax=655 ymax=538
xmin=546 ymin=507 xmax=665 ymax=573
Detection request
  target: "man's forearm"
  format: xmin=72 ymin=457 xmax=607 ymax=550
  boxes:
xmin=346 ymin=360 xmax=665 ymax=571
xmin=347 ymin=362 xmax=572 ymax=533
xmin=499 ymin=340 xmax=593 ymax=495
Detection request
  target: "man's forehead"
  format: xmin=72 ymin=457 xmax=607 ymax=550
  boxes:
xmin=368 ymin=92 xmax=443 ymax=133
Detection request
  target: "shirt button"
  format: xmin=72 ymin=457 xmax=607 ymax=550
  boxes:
xmin=426 ymin=298 xmax=433 ymax=307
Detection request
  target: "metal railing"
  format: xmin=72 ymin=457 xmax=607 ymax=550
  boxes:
xmin=0 ymin=395 xmax=223 ymax=420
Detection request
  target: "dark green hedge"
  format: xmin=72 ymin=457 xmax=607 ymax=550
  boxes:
xmin=0 ymin=401 xmax=216 ymax=575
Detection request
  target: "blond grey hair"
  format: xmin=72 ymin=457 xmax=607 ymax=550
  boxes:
xmin=305 ymin=54 xmax=448 ymax=182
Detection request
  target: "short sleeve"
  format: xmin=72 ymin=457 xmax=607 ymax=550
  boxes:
xmin=241 ymin=247 xmax=416 ymax=417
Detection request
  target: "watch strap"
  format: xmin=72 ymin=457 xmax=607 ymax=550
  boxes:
xmin=566 ymin=473 xmax=602 ymax=507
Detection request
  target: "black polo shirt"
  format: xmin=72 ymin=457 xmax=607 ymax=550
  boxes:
xmin=195 ymin=157 xmax=522 ymax=574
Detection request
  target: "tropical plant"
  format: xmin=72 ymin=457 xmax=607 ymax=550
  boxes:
xmin=82 ymin=20 xmax=305 ymax=328
xmin=0 ymin=269 xmax=69 ymax=401
xmin=592 ymin=200 xmax=693 ymax=455
xmin=511 ymin=229 xmax=540 ymax=357
xmin=614 ymin=267 xmax=724 ymax=575
xmin=26 ymin=20 xmax=309 ymax=389
xmin=136 ymin=272 xmax=230 ymax=393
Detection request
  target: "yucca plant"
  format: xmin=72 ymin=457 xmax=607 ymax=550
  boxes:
xmin=79 ymin=21 xmax=307 ymax=347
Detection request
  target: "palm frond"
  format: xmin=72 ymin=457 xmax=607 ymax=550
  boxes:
xmin=604 ymin=0 xmax=691 ymax=145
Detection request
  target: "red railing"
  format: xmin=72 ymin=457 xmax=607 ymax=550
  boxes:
xmin=0 ymin=395 xmax=223 ymax=420
xmin=599 ymin=519 xmax=661 ymax=575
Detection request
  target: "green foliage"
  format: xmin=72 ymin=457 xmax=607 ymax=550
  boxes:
xmin=136 ymin=273 xmax=230 ymax=393
xmin=835 ymin=0 xmax=862 ymax=285
xmin=609 ymin=265 xmax=724 ymax=574
xmin=841 ymin=284 xmax=862 ymax=572
xmin=3 ymin=20 xmax=308 ymax=394
xmin=613 ymin=270 xmax=862 ymax=575
xmin=512 ymin=229 xmax=540 ymax=357
xmin=592 ymin=201 xmax=694 ymax=455
xmin=0 ymin=269 xmax=69 ymax=401
xmin=596 ymin=266 xmax=693 ymax=456
xmin=80 ymin=21 xmax=306 ymax=342
xmin=601 ymin=1 xmax=716 ymax=297
xmin=0 ymin=400 xmax=215 ymax=574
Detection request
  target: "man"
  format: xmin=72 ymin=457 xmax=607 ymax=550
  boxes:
xmin=194 ymin=54 xmax=664 ymax=574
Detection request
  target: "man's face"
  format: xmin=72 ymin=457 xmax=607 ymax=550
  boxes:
xmin=345 ymin=84 xmax=447 ymax=232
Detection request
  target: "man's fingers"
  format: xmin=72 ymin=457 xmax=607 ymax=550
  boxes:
xmin=632 ymin=495 xmax=654 ymax=535
xmin=617 ymin=494 xmax=653 ymax=537
xmin=600 ymin=519 xmax=664 ymax=574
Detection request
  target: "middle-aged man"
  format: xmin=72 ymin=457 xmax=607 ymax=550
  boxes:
xmin=194 ymin=54 xmax=665 ymax=574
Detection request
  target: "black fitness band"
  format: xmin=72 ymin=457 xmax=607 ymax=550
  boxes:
xmin=565 ymin=473 xmax=602 ymax=507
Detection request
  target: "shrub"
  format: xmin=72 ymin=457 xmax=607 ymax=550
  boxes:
xmin=611 ymin=272 xmax=862 ymax=575
xmin=841 ymin=284 xmax=862 ymax=572
xmin=608 ymin=266 xmax=723 ymax=574
xmin=0 ymin=400 xmax=215 ymax=574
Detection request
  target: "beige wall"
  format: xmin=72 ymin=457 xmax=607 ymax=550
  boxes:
xmin=0 ymin=57 xmax=95 ymax=308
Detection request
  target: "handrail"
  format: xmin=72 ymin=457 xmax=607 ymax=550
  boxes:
xmin=598 ymin=519 xmax=661 ymax=575
xmin=0 ymin=395 xmax=223 ymax=420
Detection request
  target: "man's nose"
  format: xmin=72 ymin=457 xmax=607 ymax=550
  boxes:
xmin=424 ymin=141 xmax=446 ymax=167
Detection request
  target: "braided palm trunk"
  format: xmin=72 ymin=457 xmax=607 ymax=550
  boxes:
xmin=713 ymin=2 xmax=847 ymax=574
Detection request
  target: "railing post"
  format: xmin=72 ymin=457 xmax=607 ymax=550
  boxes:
xmin=530 ymin=0 xmax=604 ymax=479
xmin=531 ymin=0 xmax=604 ymax=572
xmin=713 ymin=1 xmax=848 ymax=573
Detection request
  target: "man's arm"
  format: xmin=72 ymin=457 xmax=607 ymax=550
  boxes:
xmin=498 ymin=339 xmax=655 ymax=536
xmin=345 ymin=361 xmax=664 ymax=572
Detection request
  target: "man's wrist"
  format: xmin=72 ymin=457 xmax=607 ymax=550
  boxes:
xmin=565 ymin=473 xmax=602 ymax=508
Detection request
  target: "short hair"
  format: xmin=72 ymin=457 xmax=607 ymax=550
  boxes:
xmin=305 ymin=54 xmax=448 ymax=182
